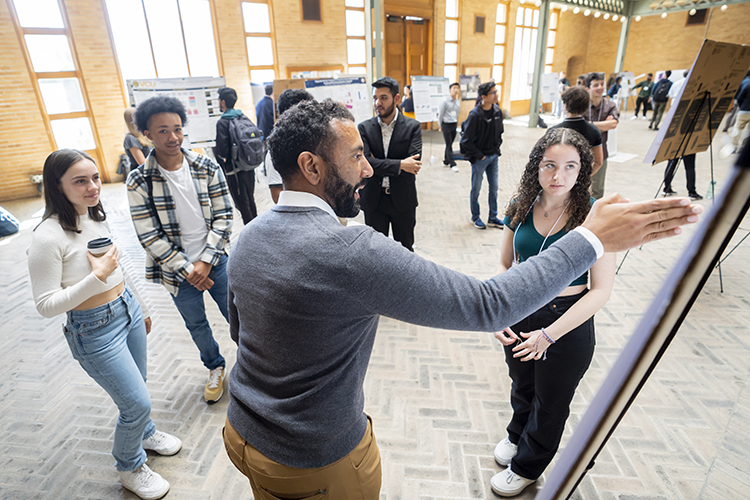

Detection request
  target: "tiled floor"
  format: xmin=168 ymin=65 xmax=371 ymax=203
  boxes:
xmin=1 ymin=111 xmax=749 ymax=499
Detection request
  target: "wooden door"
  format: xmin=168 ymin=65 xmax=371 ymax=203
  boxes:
xmin=406 ymin=20 xmax=429 ymax=80
xmin=385 ymin=16 xmax=406 ymax=90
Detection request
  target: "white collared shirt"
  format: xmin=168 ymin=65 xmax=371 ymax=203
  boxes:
xmin=277 ymin=190 xmax=338 ymax=221
xmin=378 ymin=109 xmax=399 ymax=189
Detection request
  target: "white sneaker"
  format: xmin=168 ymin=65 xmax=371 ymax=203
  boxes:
xmin=119 ymin=463 xmax=170 ymax=500
xmin=142 ymin=430 xmax=182 ymax=456
xmin=494 ymin=437 xmax=518 ymax=466
xmin=490 ymin=466 xmax=536 ymax=497
xmin=630 ymin=116 xmax=638 ymax=120
xmin=450 ymin=165 xmax=459 ymax=172
xmin=641 ymin=116 xmax=648 ymax=120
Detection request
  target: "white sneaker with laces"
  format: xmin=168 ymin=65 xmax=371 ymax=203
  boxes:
xmin=142 ymin=430 xmax=182 ymax=456
xmin=118 ymin=463 xmax=170 ymax=500
xmin=490 ymin=466 xmax=536 ymax=497
xmin=641 ymin=116 xmax=648 ymax=120
xmin=494 ymin=437 xmax=518 ymax=466
xmin=450 ymin=165 xmax=459 ymax=172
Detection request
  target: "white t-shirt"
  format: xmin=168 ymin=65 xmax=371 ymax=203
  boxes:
xmin=265 ymin=151 xmax=282 ymax=187
xmin=157 ymin=158 xmax=208 ymax=263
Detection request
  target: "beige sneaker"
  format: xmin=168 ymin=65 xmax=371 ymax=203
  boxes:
xmin=204 ymin=367 xmax=226 ymax=404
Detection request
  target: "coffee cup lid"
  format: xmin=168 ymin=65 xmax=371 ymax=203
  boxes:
xmin=88 ymin=237 xmax=113 ymax=249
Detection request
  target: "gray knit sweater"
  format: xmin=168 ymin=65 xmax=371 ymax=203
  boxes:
xmin=227 ymin=205 xmax=596 ymax=468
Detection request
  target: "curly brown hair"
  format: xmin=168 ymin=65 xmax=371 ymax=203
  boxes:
xmin=504 ymin=128 xmax=594 ymax=231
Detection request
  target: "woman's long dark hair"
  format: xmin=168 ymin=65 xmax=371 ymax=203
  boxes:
xmin=505 ymin=128 xmax=594 ymax=231
xmin=41 ymin=149 xmax=106 ymax=233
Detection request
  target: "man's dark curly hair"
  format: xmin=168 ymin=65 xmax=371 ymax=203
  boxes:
xmin=277 ymin=89 xmax=315 ymax=116
xmin=478 ymin=81 xmax=496 ymax=97
xmin=585 ymin=72 xmax=605 ymax=89
xmin=134 ymin=96 xmax=188 ymax=133
xmin=267 ymin=99 xmax=354 ymax=182
xmin=561 ymin=86 xmax=590 ymax=115
xmin=504 ymin=128 xmax=594 ymax=231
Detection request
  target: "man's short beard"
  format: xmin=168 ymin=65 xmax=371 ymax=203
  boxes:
xmin=324 ymin=160 xmax=361 ymax=218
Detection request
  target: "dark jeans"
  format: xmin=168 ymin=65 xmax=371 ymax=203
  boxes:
xmin=227 ymin=169 xmax=258 ymax=225
xmin=664 ymin=154 xmax=697 ymax=194
xmin=441 ymin=122 xmax=457 ymax=166
xmin=634 ymin=96 xmax=650 ymax=117
xmin=503 ymin=290 xmax=595 ymax=480
xmin=364 ymin=193 xmax=416 ymax=252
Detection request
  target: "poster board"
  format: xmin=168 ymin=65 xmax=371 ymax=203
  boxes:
xmin=127 ymin=77 xmax=225 ymax=148
xmin=541 ymin=73 xmax=559 ymax=104
xmin=411 ymin=75 xmax=451 ymax=123
xmin=304 ymin=76 xmax=372 ymax=125
xmin=460 ymin=74 xmax=480 ymax=101
xmin=645 ymin=40 xmax=750 ymax=165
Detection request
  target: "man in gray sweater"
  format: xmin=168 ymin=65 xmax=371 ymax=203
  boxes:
xmin=223 ymin=100 xmax=702 ymax=499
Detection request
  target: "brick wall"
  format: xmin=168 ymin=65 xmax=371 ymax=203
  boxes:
xmin=214 ymin=0 xmax=254 ymax=121
xmin=0 ymin=1 xmax=53 ymax=202
xmin=64 ymin=0 xmax=126 ymax=183
xmin=272 ymin=0 xmax=348 ymax=78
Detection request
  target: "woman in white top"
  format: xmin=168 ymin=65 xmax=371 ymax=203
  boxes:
xmin=27 ymin=149 xmax=180 ymax=500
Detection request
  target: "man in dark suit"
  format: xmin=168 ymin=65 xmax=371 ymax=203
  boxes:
xmin=255 ymin=84 xmax=274 ymax=141
xmin=358 ymin=77 xmax=422 ymax=251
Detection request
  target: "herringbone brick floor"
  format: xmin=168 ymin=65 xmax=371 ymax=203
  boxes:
xmin=1 ymin=113 xmax=748 ymax=499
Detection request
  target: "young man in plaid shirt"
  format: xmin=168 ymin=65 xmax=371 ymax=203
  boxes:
xmin=127 ymin=96 xmax=234 ymax=404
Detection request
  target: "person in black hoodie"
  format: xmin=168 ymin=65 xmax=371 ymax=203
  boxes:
xmin=460 ymin=81 xmax=505 ymax=230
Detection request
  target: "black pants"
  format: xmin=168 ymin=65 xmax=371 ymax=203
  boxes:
xmin=664 ymin=154 xmax=697 ymax=195
xmin=634 ymin=96 xmax=650 ymax=117
xmin=441 ymin=122 xmax=458 ymax=166
xmin=364 ymin=192 xmax=416 ymax=252
xmin=226 ymin=169 xmax=257 ymax=225
xmin=503 ymin=290 xmax=595 ymax=480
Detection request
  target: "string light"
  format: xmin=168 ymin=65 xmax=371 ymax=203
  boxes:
xmin=612 ymin=14 xmax=618 ymax=20
xmin=594 ymin=11 xmax=601 ymax=17
xmin=573 ymin=6 xmax=580 ymax=13
xmin=721 ymin=4 xmax=727 ymax=10
xmin=635 ymin=15 xmax=641 ymax=21
xmin=584 ymin=8 xmax=591 ymax=15
xmin=603 ymin=12 xmax=610 ymax=19
xmin=689 ymin=8 xmax=696 ymax=15
xmin=620 ymin=15 xmax=626 ymax=22
xmin=661 ymin=12 xmax=667 ymax=18
xmin=561 ymin=4 xmax=568 ymax=11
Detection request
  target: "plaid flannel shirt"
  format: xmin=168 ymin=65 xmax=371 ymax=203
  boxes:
xmin=126 ymin=148 xmax=234 ymax=296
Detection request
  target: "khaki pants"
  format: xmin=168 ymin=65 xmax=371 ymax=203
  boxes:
xmin=590 ymin=159 xmax=608 ymax=200
xmin=223 ymin=416 xmax=381 ymax=500
xmin=733 ymin=113 xmax=750 ymax=148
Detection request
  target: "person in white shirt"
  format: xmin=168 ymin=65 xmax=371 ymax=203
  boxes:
xmin=438 ymin=82 xmax=462 ymax=171
xmin=27 ymin=149 xmax=181 ymax=500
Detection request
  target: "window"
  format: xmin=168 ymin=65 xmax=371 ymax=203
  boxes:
xmin=475 ymin=15 xmax=485 ymax=33
xmin=345 ymin=1 xmax=366 ymax=73
xmin=510 ymin=6 xmax=538 ymax=101
xmin=444 ymin=0 xmax=459 ymax=82
xmin=301 ymin=0 xmax=322 ymax=22
xmin=493 ymin=2 xmax=508 ymax=97
xmin=545 ymin=10 xmax=559 ymax=74
xmin=242 ymin=1 xmax=278 ymax=84
xmin=9 ymin=0 xmax=105 ymax=176
xmin=104 ymin=0 xmax=220 ymax=82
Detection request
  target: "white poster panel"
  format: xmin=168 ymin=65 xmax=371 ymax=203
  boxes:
xmin=541 ymin=73 xmax=559 ymax=104
xmin=411 ymin=75 xmax=450 ymax=123
xmin=304 ymin=76 xmax=372 ymax=125
xmin=128 ymin=77 xmax=226 ymax=148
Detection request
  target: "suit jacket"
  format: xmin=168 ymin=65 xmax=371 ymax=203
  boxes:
xmin=358 ymin=113 xmax=422 ymax=213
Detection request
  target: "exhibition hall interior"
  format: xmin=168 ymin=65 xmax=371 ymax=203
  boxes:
xmin=1 ymin=0 xmax=749 ymax=498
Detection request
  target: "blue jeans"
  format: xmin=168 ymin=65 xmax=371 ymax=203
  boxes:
xmin=470 ymin=154 xmax=499 ymax=221
xmin=171 ymin=254 xmax=229 ymax=370
xmin=64 ymin=287 xmax=155 ymax=472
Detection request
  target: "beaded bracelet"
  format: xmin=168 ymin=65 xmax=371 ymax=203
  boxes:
xmin=534 ymin=327 xmax=556 ymax=361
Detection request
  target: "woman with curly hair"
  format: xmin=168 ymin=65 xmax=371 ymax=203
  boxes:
xmin=490 ymin=128 xmax=616 ymax=496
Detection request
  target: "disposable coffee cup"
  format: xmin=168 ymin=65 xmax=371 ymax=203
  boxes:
xmin=87 ymin=237 xmax=113 ymax=256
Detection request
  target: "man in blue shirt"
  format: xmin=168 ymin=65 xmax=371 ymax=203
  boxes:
xmin=255 ymin=85 xmax=274 ymax=141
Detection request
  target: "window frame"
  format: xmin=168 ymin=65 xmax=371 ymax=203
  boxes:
xmin=345 ymin=2 xmax=366 ymax=73
xmin=443 ymin=0 xmax=460 ymax=83
xmin=493 ymin=1 xmax=509 ymax=99
xmin=8 ymin=0 xmax=109 ymax=180
xmin=243 ymin=0 xmax=280 ymax=84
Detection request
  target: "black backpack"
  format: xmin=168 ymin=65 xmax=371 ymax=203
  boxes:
xmin=228 ymin=115 xmax=264 ymax=171
xmin=652 ymin=79 xmax=672 ymax=102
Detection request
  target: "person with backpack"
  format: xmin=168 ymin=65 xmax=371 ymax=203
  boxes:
xmin=649 ymin=71 xmax=673 ymax=131
xmin=214 ymin=87 xmax=263 ymax=225
xmin=126 ymin=96 xmax=234 ymax=405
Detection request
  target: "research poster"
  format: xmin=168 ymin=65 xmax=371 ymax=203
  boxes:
xmin=645 ymin=40 xmax=750 ymax=165
xmin=128 ymin=77 xmax=226 ymax=148
xmin=304 ymin=76 xmax=372 ymax=124
xmin=411 ymin=75 xmax=451 ymax=123
xmin=541 ymin=72 xmax=559 ymax=104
